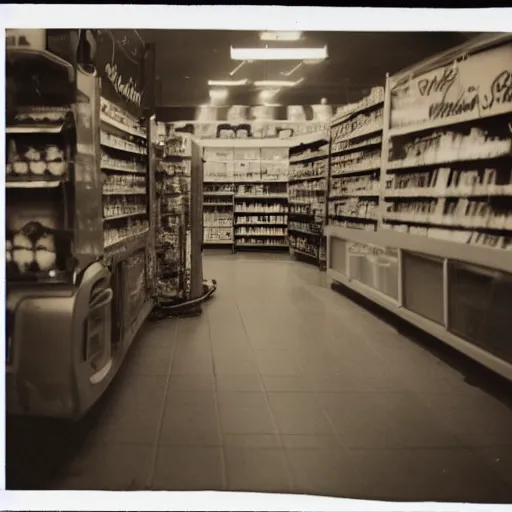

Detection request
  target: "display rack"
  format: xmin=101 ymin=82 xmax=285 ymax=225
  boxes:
xmin=155 ymin=128 xmax=204 ymax=303
xmin=153 ymin=130 xmax=191 ymax=301
xmin=325 ymin=33 xmax=512 ymax=382
xmin=201 ymin=139 xmax=290 ymax=251
xmin=100 ymin=96 xmax=149 ymax=258
xmin=327 ymin=86 xmax=385 ymax=233
xmin=288 ymin=131 xmax=330 ymax=267
xmin=5 ymin=29 xmax=157 ymax=420
xmin=202 ymin=144 xmax=235 ymax=248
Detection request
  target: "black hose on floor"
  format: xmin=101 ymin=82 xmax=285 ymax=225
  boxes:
xmin=149 ymin=279 xmax=217 ymax=321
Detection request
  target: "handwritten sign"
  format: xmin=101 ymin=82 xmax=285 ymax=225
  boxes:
xmin=391 ymin=43 xmax=512 ymax=128
xmin=6 ymin=29 xmax=46 ymax=51
xmin=95 ymin=29 xmax=144 ymax=117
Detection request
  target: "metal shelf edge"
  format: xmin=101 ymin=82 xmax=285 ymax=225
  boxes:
xmin=325 ymin=224 xmax=512 ymax=274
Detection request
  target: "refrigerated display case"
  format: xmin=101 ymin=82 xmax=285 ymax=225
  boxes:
xmin=5 ymin=29 xmax=156 ymax=420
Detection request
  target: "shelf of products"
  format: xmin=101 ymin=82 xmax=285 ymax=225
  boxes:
xmin=383 ymin=94 xmax=512 ymax=250
xmin=100 ymin=97 xmax=147 ymax=139
xmin=325 ymin=35 xmax=512 ymax=383
xmin=154 ymin=131 xmax=194 ymax=300
xmin=236 ymin=215 xmax=288 ymax=226
xmin=328 ymin=88 xmax=385 ymax=234
xmin=287 ymin=133 xmax=330 ymax=266
xmin=202 ymin=143 xmax=289 ymax=249
xmin=100 ymin=96 xmax=149 ymax=256
xmin=6 ymin=118 xmax=74 ymax=282
xmin=235 ymin=240 xmax=289 ymax=248
xmin=202 ymin=146 xmax=235 ymax=246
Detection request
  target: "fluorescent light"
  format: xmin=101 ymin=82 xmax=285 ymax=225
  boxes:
xmin=231 ymin=46 xmax=328 ymax=61
xmin=254 ymin=79 xmax=303 ymax=88
xmin=208 ymin=79 xmax=249 ymax=87
xmin=229 ymin=61 xmax=246 ymax=76
xmin=259 ymin=88 xmax=280 ymax=103
xmin=260 ymin=31 xmax=302 ymax=42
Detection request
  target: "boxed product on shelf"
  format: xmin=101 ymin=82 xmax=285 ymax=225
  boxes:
xmin=234 ymin=148 xmax=260 ymax=161
xmin=204 ymin=161 xmax=234 ymax=181
xmin=290 ymin=145 xmax=329 ymax=164
xmin=204 ymin=226 xmax=233 ymax=242
xmin=204 ymin=183 xmax=234 ymax=194
xmin=204 ymin=148 xmax=235 ymax=162
xmin=333 ymin=87 xmax=385 ymax=120
xmin=101 ymin=131 xmax=147 ymax=155
xmin=103 ymin=195 xmax=147 ymax=219
xmin=289 ymin=234 xmax=319 ymax=257
xmin=104 ymin=219 xmax=149 ymax=248
xmin=388 ymin=126 xmax=511 ymax=170
xmin=260 ymin=161 xmax=289 ymax=181
xmin=234 ymin=160 xmax=261 ymax=181
xmin=329 ymin=197 xmax=378 ymax=219
xmin=288 ymin=181 xmax=327 ymax=204
xmin=236 ymin=183 xmax=287 ymax=197
xmin=289 ymin=221 xmax=322 ymax=235
xmin=236 ymin=237 xmax=287 ymax=247
xmin=235 ymin=226 xmax=286 ymax=236
xmin=331 ymin=109 xmax=383 ymax=142
xmin=330 ymin=148 xmax=382 ymax=175
xmin=100 ymin=97 xmax=147 ymax=138
xmin=204 ymin=210 xmax=233 ymax=227
xmin=103 ymin=173 xmax=146 ymax=194
xmin=236 ymin=215 xmax=287 ymax=225
xmin=236 ymin=201 xmax=287 ymax=213
xmin=164 ymin=134 xmax=192 ymax=157
xmin=290 ymin=158 xmax=328 ymax=180
xmin=331 ymin=134 xmax=382 ymax=155
xmin=261 ymin=147 xmax=289 ymax=161
xmin=330 ymin=173 xmax=380 ymax=197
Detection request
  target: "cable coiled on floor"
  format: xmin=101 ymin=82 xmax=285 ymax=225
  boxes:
xmin=149 ymin=279 xmax=217 ymax=321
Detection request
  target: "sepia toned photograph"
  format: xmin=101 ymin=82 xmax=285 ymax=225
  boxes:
xmin=4 ymin=18 xmax=512 ymax=507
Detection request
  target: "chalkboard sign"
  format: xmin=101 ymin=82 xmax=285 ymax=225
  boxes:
xmin=94 ymin=29 xmax=145 ymax=118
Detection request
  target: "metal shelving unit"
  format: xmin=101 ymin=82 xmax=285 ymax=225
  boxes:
xmin=201 ymin=140 xmax=290 ymax=252
xmin=325 ymin=33 xmax=512 ymax=382
xmin=287 ymin=131 xmax=330 ymax=268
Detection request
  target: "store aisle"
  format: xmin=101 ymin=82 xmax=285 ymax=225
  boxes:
xmin=52 ymin=252 xmax=512 ymax=502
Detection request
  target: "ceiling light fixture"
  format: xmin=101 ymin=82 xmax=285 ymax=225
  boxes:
xmin=281 ymin=62 xmax=303 ymax=77
xmin=230 ymin=46 xmax=328 ymax=61
xmin=229 ymin=61 xmax=246 ymax=76
xmin=259 ymin=88 xmax=280 ymax=103
xmin=259 ymin=31 xmax=302 ymax=42
xmin=254 ymin=78 xmax=304 ymax=88
xmin=208 ymin=79 xmax=249 ymax=87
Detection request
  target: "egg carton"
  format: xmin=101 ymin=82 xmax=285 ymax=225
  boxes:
xmin=7 ymin=140 xmax=69 ymax=178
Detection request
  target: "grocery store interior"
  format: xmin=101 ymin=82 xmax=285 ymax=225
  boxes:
xmin=5 ymin=28 xmax=512 ymax=503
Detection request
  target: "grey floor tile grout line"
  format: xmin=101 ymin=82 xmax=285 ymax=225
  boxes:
xmin=204 ymin=302 xmax=228 ymax=491
xmin=146 ymin=319 xmax=179 ymax=489
xmin=234 ymin=300 xmax=297 ymax=494
xmin=282 ymin=270 xmax=366 ymax=457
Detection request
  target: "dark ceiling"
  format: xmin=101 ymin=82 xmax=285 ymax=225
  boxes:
xmin=139 ymin=30 xmax=477 ymax=109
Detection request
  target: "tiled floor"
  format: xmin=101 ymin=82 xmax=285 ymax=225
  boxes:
xmin=10 ymin=252 xmax=512 ymax=502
